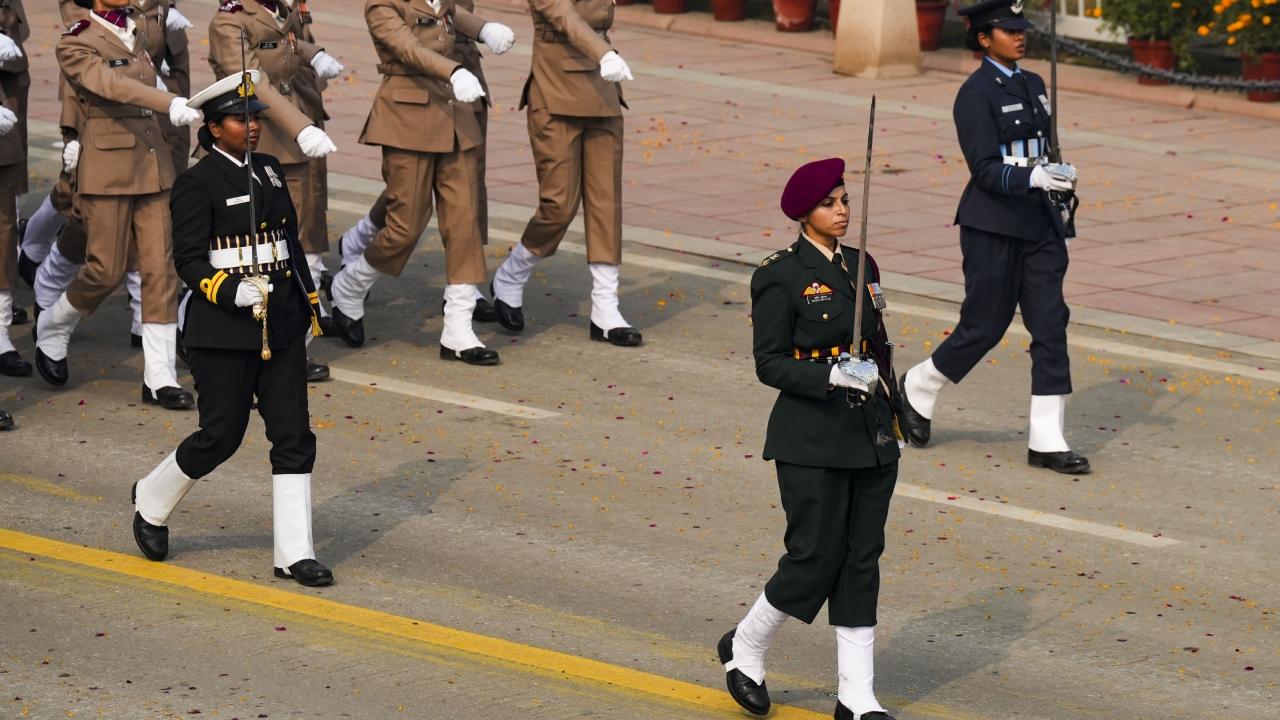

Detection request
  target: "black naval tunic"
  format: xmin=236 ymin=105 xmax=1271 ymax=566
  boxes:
xmin=171 ymin=149 xmax=323 ymax=479
xmin=751 ymin=236 xmax=901 ymax=627
xmin=932 ymin=59 xmax=1072 ymax=396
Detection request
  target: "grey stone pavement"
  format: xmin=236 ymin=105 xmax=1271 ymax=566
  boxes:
xmin=2 ymin=2 xmax=1279 ymax=720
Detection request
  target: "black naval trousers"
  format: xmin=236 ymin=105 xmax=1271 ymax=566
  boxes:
xmin=931 ymin=226 xmax=1072 ymax=396
xmin=765 ymin=461 xmax=898 ymax=628
xmin=176 ymin=336 xmax=316 ymax=479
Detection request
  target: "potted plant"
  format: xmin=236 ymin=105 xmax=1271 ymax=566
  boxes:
xmin=774 ymin=0 xmax=818 ymax=31
xmin=1205 ymin=0 xmax=1280 ymax=102
xmin=713 ymin=0 xmax=748 ymax=21
xmin=1096 ymin=0 xmax=1201 ymax=85
xmin=917 ymin=0 xmax=950 ymax=51
xmin=653 ymin=0 xmax=688 ymax=13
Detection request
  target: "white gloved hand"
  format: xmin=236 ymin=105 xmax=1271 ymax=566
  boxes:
xmin=295 ymin=125 xmax=337 ymax=158
xmin=0 ymin=106 xmax=15 ymax=136
xmin=62 ymin=140 xmax=81 ymax=173
xmin=155 ymin=72 xmax=167 ymax=90
xmin=165 ymin=7 xmax=194 ymax=32
xmin=310 ymin=50 xmax=344 ymax=80
xmin=0 ymin=33 xmax=22 ymax=62
xmin=828 ymin=364 xmax=870 ymax=392
xmin=235 ymin=280 xmax=264 ymax=308
xmin=160 ymin=59 xmax=172 ymax=77
xmin=1030 ymin=164 xmax=1074 ymax=193
xmin=450 ymin=68 xmax=485 ymax=103
xmin=168 ymin=97 xmax=201 ymax=126
xmin=599 ymin=50 xmax=633 ymax=82
xmin=478 ymin=23 xmax=515 ymax=55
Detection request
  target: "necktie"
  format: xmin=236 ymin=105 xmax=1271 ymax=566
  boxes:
xmin=94 ymin=10 xmax=129 ymax=29
xmin=831 ymin=252 xmax=853 ymax=287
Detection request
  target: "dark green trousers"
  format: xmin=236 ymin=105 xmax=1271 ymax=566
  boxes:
xmin=764 ymin=460 xmax=898 ymax=627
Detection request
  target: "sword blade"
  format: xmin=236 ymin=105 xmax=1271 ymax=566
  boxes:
xmin=851 ymin=95 xmax=875 ymax=352
xmin=240 ymin=28 xmax=260 ymax=275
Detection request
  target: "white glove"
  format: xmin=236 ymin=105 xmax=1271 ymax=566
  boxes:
xmin=168 ymin=96 xmax=201 ymax=126
xmin=0 ymin=106 xmax=15 ymax=136
xmin=160 ymin=59 xmax=172 ymax=77
xmin=296 ymin=125 xmax=337 ymax=158
xmin=828 ymin=364 xmax=870 ymax=392
xmin=62 ymin=140 xmax=81 ymax=173
xmin=165 ymin=7 xmax=194 ymax=32
xmin=599 ymin=50 xmax=633 ymax=82
xmin=450 ymin=68 xmax=485 ymax=103
xmin=1030 ymin=164 xmax=1074 ymax=193
xmin=235 ymin=281 xmax=264 ymax=308
xmin=478 ymin=23 xmax=515 ymax=55
xmin=155 ymin=72 xmax=167 ymax=90
xmin=310 ymin=50 xmax=344 ymax=80
xmin=0 ymin=33 xmax=22 ymax=62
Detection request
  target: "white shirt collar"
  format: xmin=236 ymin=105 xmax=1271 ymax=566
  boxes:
xmin=212 ymin=144 xmax=263 ymax=183
xmin=802 ymin=231 xmax=840 ymax=264
xmin=90 ymin=12 xmax=136 ymax=53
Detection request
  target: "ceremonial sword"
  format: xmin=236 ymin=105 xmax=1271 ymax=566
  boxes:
xmin=839 ymin=96 xmax=882 ymax=407
xmin=1046 ymin=2 xmax=1079 ymax=239
xmin=241 ymin=28 xmax=271 ymax=361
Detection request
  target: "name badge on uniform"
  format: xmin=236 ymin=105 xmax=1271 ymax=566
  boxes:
xmin=107 ymin=58 xmax=130 ymax=68
xmin=803 ymin=281 xmax=834 ymax=304
xmin=1038 ymin=93 xmax=1052 ymax=116
xmin=1001 ymin=103 xmax=1023 ymax=113
xmin=866 ymin=282 xmax=886 ymax=311
xmin=226 ymin=195 xmax=251 ymax=207
xmin=259 ymin=41 xmax=279 ymax=49
xmin=264 ymin=166 xmax=283 ymax=188
xmin=416 ymin=16 xmax=437 ymax=26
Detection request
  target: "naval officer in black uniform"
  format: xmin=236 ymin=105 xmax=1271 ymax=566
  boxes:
xmin=898 ymin=0 xmax=1089 ymax=474
xmin=718 ymin=158 xmax=901 ymax=720
xmin=130 ymin=71 xmax=333 ymax=587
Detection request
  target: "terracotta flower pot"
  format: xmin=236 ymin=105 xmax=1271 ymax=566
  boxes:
xmin=1127 ymin=38 xmax=1175 ymax=86
xmin=712 ymin=0 xmax=747 ymax=21
xmin=916 ymin=0 xmax=948 ymax=51
xmin=829 ymin=0 xmax=840 ymax=34
xmin=1242 ymin=52 xmax=1280 ymax=103
xmin=653 ymin=0 xmax=688 ymax=13
xmin=774 ymin=0 xmax=817 ymax=31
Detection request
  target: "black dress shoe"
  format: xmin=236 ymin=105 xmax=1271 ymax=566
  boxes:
xmin=474 ymin=297 xmax=498 ymax=323
xmin=589 ymin=322 xmax=643 ymax=347
xmin=35 ymin=348 xmax=68 ymax=386
xmin=0 ymin=350 xmax=32 ymax=377
xmin=490 ymin=282 xmax=524 ymax=333
xmin=331 ymin=306 xmax=364 ymax=347
xmin=11 ymin=305 xmax=28 ymax=325
xmin=18 ymin=248 xmax=37 ymax=289
xmin=142 ymin=385 xmax=195 ymax=410
xmin=317 ymin=314 xmax=335 ymax=338
xmin=319 ymin=269 xmax=333 ymax=296
xmin=274 ymin=559 xmax=334 ymax=587
xmin=131 ymin=483 xmax=169 ymax=561
xmin=897 ymin=374 xmax=931 ymax=448
xmin=1027 ymin=449 xmax=1091 ymax=474
xmin=0 ymin=409 xmax=13 ymax=431
xmin=306 ymin=358 xmax=331 ymax=382
xmin=717 ymin=629 xmax=770 ymax=716
xmin=834 ymin=703 xmax=894 ymax=720
xmin=130 ymin=332 xmax=142 ymax=348
xmin=439 ymin=345 xmax=500 ymax=366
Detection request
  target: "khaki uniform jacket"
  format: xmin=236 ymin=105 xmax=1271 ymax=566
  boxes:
xmin=521 ymin=0 xmax=621 ymax=118
xmin=56 ymin=18 xmax=177 ymax=196
xmin=281 ymin=2 xmax=327 ymax=124
xmin=208 ymin=0 xmax=318 ymax=164
xmin=360 ymin=0 xmax=486 ymax=155
xmin=453 ymin=0 xmax=488 ymax=110
xmin=0 ymin=0 xmax=29 ymax=170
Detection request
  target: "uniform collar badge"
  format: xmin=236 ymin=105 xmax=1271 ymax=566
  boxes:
xmin=264 ymin=165 xmax=284 ymax=188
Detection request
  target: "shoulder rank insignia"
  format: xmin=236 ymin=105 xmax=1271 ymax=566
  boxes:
xmin=759 ymin=246 xmax=795 ymax=267
xmin=64 ymin=19 xmax=91 ymax=36
xmin=219 ymin=0 xmax=244 ymax=13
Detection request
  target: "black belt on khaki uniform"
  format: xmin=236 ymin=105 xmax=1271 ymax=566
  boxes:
xmin=85 ymin=105 xmax=154 ymax=119
xmin=534 ymin=27 xmax=608 ymax=43
xmin=375 ymin=63 xmax=423 ymax=77
xmin=275 ymin=80 xmax=293 ymax=96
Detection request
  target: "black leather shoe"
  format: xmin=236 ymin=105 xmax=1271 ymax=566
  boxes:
xmin=898 ymin=374 xmax=931 ymax=448
xmin=11 ymin=305 xmax=28 ymax=325
xmin=319 ymin=269 xmax=333 ymax=297
xmin=306 ymin=358 xmax=331 ymax=382
xmin=18 ymin=248 xmax=37 ymax=289
xmin=35 ymin=348 xmax=68 ymax=386
xmin=834 ymin=703 xmax=894 ymax=720
xmin=474 ymin=296 xmax=498 ymax=323
xmin=0 ymin=409 xmax=13 ymax=431
xmin=142 ymin=385 xmax=195 ymax=410
xmin=130 ymin=332 xmax=142 ymax=348
xmin=1028 ymin=449 xmax=1091 ymax=474
xmin=490 ymin=282 xmax=524 ymax=333
xmin=317 ymin=314 xmax=335 ymax=338
xmin=0 ymin=350 xmax=32 ymax=377
xmin=131 ymin=483 xmax=169 ymax=561
xmin=331 ymin=306 xmax=364 ymax=347
xmin=274 ymin=559 xmax=334 ymax=587
xmin=717 ymin=629 xmax=770 ymax=716
xmin=439 ymin=345 xmax=500 ymax=366
xmin=589 ymin=322 xmax=643 ymax=347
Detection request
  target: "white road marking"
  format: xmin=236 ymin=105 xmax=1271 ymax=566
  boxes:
xmin=328 ymin=367 xmax=560 ymax=420
xmin=895 ymin=483 xmax=1179 ymax=548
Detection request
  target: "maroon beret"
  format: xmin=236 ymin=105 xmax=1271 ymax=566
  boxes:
xmin=780 ymin=158 xmax=846 ymax=221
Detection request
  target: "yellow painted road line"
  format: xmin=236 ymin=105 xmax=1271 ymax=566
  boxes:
xmin=327 ymin=367 xmax=560 ymax=420
xmin=0 ymin=473 xmax=103 ymax=503
xmin=0 ymin=528 xmax=823 ymax=718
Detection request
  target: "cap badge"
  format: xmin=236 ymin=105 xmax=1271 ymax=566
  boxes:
xmin=1010 ymin=0 xmax=1024 ymax=13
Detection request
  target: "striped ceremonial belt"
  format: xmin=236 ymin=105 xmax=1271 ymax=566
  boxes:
xmin=794 ymin=345 xmax=853 ymax=363
xmin=208 ymin=231 xmax=291 ymax=274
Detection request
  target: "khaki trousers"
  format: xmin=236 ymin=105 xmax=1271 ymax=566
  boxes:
xmin=520 ymin=105 xmax=623 ymax=265
xmin=0 ymin=188 xmax=15 ymax=290
xmin=364 ymin=145 xmax=485 ymax=284
xmin=284 ymin=161 xmax=329 ymax=255
xmin=66 ymin=192 xmax=177 ymax=323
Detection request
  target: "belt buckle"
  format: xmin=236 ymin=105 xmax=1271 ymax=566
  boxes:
xmin=279 ymin=81 xmax=292 ymax=96
xmin=141 ymin=108 xmax=153 ymax=117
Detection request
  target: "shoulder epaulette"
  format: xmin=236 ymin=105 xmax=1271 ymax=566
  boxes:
xmin=64 ymin=19 xmax=91 ymax=36
xmin=219 ymin=0 xmax=244 ymax=12
xmin=759 ymin=246 xmax=796 ymax=267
